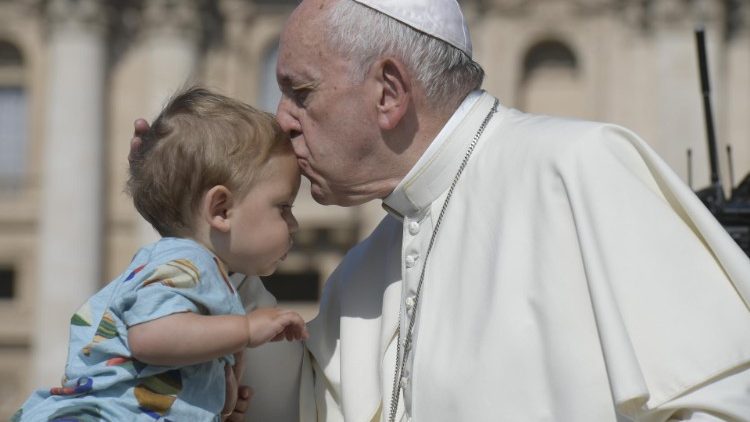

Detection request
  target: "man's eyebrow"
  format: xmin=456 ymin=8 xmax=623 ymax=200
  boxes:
xmin=277 ymin=74 xmax=318 ymax=91
xmin=292 ymin=81 xmax=318 ymax=90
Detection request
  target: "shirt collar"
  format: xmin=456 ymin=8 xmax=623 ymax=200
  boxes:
xmin=382 ymin=90 xmax=496 ymax=220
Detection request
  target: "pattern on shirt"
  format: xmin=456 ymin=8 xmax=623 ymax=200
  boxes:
xmin=213 ymin=256 xmax=235 ymax=293
xmin=82 ymin=312 xmax=117 ymax=356
xmin=50 ymin=376 xmax=93 ymax=396
xmin=70 ymin=302 xmax=93 ymax=327
xmin=134 ymin=370 xmax=183 ymax=417
xmin=48 ymin=403 xmax=102 ymax=421
xmin=124 ymin=263 xmax=147 ymax=282
xmin=142 ymin=259 xmax=201 ymax=289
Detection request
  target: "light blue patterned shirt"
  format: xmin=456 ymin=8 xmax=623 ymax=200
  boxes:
xmin=15 ymin=238 xmax=245 ymax=421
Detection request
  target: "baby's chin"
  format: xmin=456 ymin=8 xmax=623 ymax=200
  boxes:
xmin=253 ymin=252 xmax=290 ymax=277
xmin=258 ymin=264 xmax=281 ymax=278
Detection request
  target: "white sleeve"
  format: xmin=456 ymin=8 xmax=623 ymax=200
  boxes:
xmin=632 ymin=364 xmax=750 ymax=421
xmin=233 ymin=274 xmax=306 ymax=422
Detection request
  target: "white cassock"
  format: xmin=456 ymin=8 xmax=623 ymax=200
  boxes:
xmin=240 ymin=91 xmax=750 ymax=421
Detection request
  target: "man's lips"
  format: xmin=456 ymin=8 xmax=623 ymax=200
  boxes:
xmin=296 ymin=159 xmax=316 ymax=181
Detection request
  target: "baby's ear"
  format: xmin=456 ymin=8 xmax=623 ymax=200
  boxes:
xmin=202 ymin=185 xmax=233 ymax=233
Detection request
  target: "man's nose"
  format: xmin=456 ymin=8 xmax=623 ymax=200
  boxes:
xmin=276 ymin=99 xmax=301 ymax=138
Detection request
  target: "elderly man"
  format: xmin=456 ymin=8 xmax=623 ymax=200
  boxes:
xmin=135 ymin=0 xmax=750 ymax=420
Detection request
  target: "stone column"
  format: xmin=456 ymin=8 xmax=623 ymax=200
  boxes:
xmin=136 ymin=0 xmax=202 ymax=244
xmin=33 ymin=0 xmax=107 ymax=387
xmin=219 ymin=0 xmax=256 ymax=97
xmin=725 ymin=3 xmax=750 ymax=187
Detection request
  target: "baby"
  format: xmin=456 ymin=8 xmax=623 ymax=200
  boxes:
xmin=15 ymin=87 xmax=308 ymax=421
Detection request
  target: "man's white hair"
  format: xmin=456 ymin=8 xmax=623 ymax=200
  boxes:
xmin=324 ymin=0 xmax=484 ymax=108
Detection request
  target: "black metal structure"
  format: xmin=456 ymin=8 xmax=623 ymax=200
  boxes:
xmin=693 ymin=28 xmax=750 ymax=257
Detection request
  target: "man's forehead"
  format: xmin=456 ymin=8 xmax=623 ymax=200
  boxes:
xmin=276 ymin=41 xmax=322 ymax=86
xmin=280 ymin=0 xmax=329 ymax=49
xmin=277 ymin=7 xmax=334 ymax=79
xmin=291 ymin=0 xmax=336 ymax=22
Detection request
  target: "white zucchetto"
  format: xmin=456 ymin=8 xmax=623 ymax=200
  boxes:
xmin=351 ymin=0 xmax=473 ymax=57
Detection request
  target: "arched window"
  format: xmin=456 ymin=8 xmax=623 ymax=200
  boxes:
xmin=523 ymin=40 xmax=578 ymax=80
xmin=518 ymin=39 xmax=587 ymax=118
xmin=0 ymin=41 xmax=27 ymax=193
xmin=258 ymin=39 xmax=281 ymax=113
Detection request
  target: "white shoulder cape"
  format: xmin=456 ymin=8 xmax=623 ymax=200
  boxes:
xmin=299 ymin=93 xmax=750 ymax=421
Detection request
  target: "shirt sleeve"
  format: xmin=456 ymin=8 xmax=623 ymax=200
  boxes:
xmin=120 ymin=255 xmax=241 ymax=328
xmin=561 ymin=124 xmax=750 ymax=415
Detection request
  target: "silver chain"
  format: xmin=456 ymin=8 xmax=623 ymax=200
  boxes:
xmin=387 ymin=99 xmax=500 ymax=422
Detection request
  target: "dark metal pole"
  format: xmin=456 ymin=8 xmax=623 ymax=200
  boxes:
xmin=727 ymin=145 xmax=735 ymax=196
xmin=695 ymin=27 xmax=724 ymax=205
xmin=687 ymin=148 xmax=693 ymax=189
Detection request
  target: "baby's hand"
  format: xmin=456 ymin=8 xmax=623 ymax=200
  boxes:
xmin=245 ymin=308 xmax=309 ymax=348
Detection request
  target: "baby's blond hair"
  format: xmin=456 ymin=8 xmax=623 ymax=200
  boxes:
xmin=127 ymin=87 xmax=291 ymax=237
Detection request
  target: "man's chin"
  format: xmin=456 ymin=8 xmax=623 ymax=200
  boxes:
xmin=310 ymin=190 xmax=357 ymax=207
xmin=309 ymin=185 xmax=335 ymax=205
xmin=309 ymin=183 xmax=381 ymax=207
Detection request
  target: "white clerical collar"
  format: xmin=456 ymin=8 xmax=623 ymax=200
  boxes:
xmin=382 ymin=90 xmax=497 ymax=219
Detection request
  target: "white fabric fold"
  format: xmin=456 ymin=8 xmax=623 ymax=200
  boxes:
xmin=296 ymin=93 xmax=750 ymax=421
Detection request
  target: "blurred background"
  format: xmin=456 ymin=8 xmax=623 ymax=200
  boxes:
xmin=0 ymin=0 xmax=748 ymax=417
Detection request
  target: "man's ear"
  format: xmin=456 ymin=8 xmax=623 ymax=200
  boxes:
xmin=202 ymin=185 xmax=233 ymax=233
xmin=373 ymin=57 xmax=411 ymax=130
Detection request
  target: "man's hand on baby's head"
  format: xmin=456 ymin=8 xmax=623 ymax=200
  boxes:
xmin=245 ymin=307 xmax=309 ymax=348
xmin=129 ymin=118 xmax=150 ymax=163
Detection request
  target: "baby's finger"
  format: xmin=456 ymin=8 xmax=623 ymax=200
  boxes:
xmin=274 ymin=311 xmax=301 ymax=328
xmin=283 ymin=311 xmax=307 ymax=329
xmin=285 ymin=327 xmax=295 ymax=342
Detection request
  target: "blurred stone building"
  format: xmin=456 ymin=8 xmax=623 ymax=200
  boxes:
xmin=0 ymin=0 xmax=748 ymax=417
